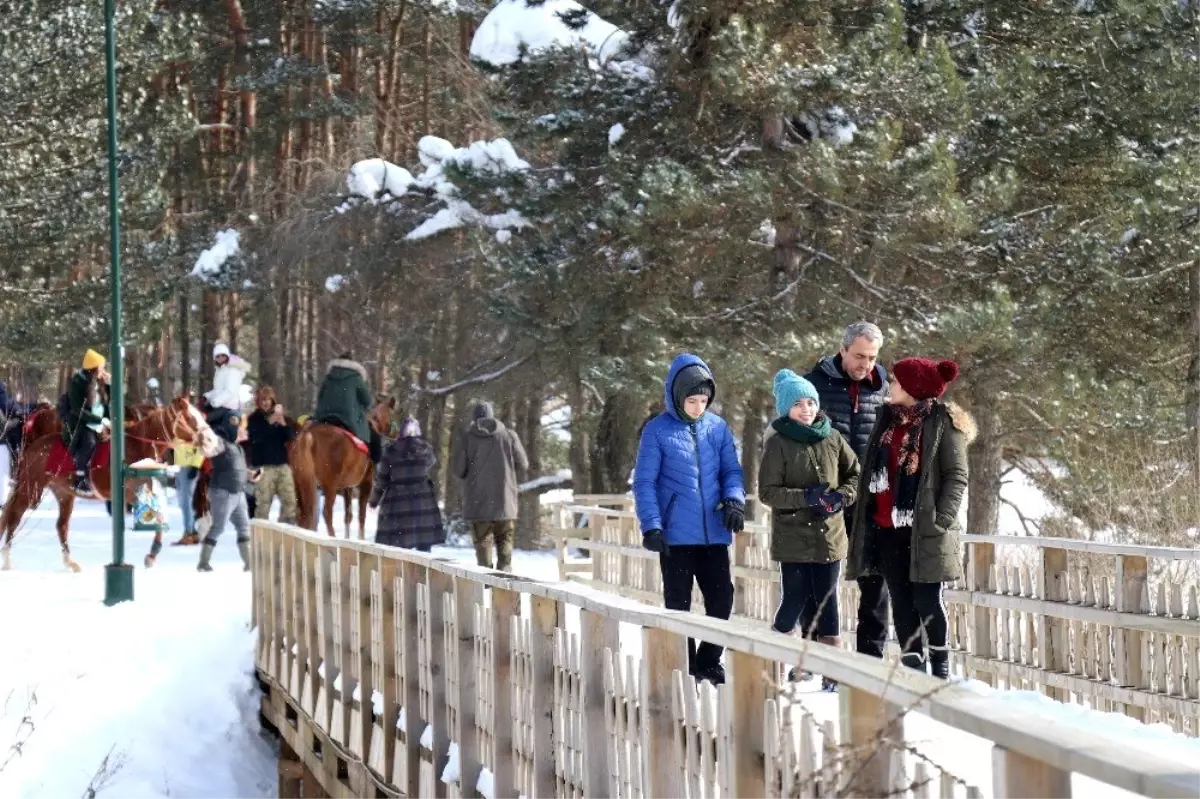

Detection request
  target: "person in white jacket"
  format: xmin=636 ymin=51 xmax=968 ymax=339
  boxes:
xmin=205 ymin=343 xmax=251 ymax=411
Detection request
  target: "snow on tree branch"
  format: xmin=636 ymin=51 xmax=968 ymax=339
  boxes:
xmin=340 ymin=136 xmax=532 ymax=242
xmin=191 ymin=229 xmax=240 ymax=284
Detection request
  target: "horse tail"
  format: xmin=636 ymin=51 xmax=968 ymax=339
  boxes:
xmin=292 ymin=430 xmax=318 ymax=531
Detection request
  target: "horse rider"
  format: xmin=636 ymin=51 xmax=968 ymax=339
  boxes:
xmin=313 ymin=351 xmax=381 ymax=462
xmin=64 ymin=349 xmax=112 ymax=497
xmin=205 ymin=343 xmax=251 ymax=412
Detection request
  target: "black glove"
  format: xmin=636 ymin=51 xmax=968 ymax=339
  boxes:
xmin=819 ymin=489 xmax=845 ymax=515
xmin=719 ymin=499 xmax=745 ymax=533
xmin=803 ymin=483 xmax=831 ymax=509
xmin=643 ymin=529 xmax=669 ymax=555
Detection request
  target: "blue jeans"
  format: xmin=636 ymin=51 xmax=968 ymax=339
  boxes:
xmin=176 ymin=468 xmax=198 ymax=533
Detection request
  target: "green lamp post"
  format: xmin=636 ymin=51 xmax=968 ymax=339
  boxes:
xmin=102 ymin=0 xmax=133 ymax=606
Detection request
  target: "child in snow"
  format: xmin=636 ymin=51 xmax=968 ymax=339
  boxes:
xmin=197 ymin=406 xmax=252 ymax=573
xmin=758 ymin=370 xmax=860 ymax=691
xmin=846 ymin=358 xmax=975 ymax=678
xmin=633 ymin=353 xmax=746 ymax=685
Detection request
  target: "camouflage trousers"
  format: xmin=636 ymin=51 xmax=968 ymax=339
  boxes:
xmin=471 ymin=520 xmax=515 ymax=572
xmin=254 ymin=464 xmax=297 ymax=525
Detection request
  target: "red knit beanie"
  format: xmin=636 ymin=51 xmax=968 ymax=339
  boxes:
xmin=892 ymin=357 xmax=959 ymax=400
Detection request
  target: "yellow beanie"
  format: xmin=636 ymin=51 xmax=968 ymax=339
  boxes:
xmin=82 ymin=349 xmax=106 ymax=370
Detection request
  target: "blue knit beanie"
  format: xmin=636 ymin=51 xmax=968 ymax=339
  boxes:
xmin=772 ymin=369 xmax=820 ymax=418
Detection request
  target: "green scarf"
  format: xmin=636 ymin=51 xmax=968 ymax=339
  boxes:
xmin=772 ymin=413 xmax=832 ymax=443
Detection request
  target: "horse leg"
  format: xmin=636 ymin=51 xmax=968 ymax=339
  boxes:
xmin=1 ymin=457 xmax=46 ymax=570
xmin=54 ymin=489 xmax=81 ymax=573
xmin=322 ymin=486 xmax=337 ymax=537
xmin=357 ymin=486 xmax=368 ymax=540
xmin=342 ymin=488 xmax=354 ymax=538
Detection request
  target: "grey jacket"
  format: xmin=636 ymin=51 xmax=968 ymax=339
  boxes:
xmin=450 ymin=406 xmax=529 ymax=522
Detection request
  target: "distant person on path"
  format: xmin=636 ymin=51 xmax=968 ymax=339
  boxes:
xmin=759 ymin=369 xmax=860 ymax=691
xmin=205 ymin=343 xmax=251 ymax=411
xmin=370 ymin=417 xmax=444 ymax=553
xmin=145 ymin=377 xmax=164 ymax=408
xmin=246 ymin=386 xmax=297 ymax=524
xmin=313 ymin=351 xmax=381 ymax=463
xmin=197 ymin=406 xmax=252 ymax=573
xmin=633 ymin=353 xmax=745 ymax=685
xmin=847 ymin=357 xmax=974 ymax=678
xmin=63 ymin=349 xmax=112 ymax=497
xmin=169 ymin=435 xmax=205 ymax=546
xmin=451 ymin=401 xmax=528 ymax=571
xmin=805 ymin=321 xmax=890 ymax=659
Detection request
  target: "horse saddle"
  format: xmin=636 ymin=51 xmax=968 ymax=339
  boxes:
xmin=45 ymin=438 xmax=111 ymax=478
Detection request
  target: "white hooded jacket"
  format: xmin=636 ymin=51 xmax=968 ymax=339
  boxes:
xmin=206 ymin=344 xmax=251 ymax=411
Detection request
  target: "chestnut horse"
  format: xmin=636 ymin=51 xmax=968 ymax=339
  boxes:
xmin=292 ymin=399 xmax=395 ymax=538
xmin=0 ymin=397 xmax=215 ymax=572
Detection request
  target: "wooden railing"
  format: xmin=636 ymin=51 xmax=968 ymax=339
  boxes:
xmin=551 ymin=499 xmax=1200 ymax=737
xmin=251 ymin=520 xmax=1200 ymax=799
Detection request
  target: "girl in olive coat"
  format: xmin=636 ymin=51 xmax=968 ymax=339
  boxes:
xmin=846 ymin=357 xmax=975 ymax=679
xmin=759 ymin=370 xmax=860 ymax=677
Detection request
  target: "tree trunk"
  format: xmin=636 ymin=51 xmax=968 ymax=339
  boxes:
xmin=967 ymin=398 xmax=1003 ymax=536
xmin=516 ymin=390 xmax=543 ymax=549
xmin=178 ymin=289 xmax=191 ymax=396
xmin=741 ymin=389 xmax=767 ymax=520
xmin=1188 ymin=258 xmax=1200 ymax=497
xmin=590 ymin=389 xmax=641 ymax=494
xmin=567 ymin=366 xmax=590 ymax=491
xmin=257 ymin=286 xmax=280 ymax=391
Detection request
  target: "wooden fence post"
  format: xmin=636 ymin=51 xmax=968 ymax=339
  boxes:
xmin=529 ymin=595 xmax=560 ymax=799
xmin=992 ymin=745 xmax=1071 ymax=798
xmin=376 ymin=553 xmax=399 ymax=784
xmin=492 ymin=587 xmax=521 ymax=799
xmin=1040 ymin=547 xmax=1069 ymax=702
xmin=581 ymin=609 xmax=620 ymax=798
xmin=399 ymin=560 xmax=423 ymax=799
xmin=1115 ymin=555 xmax=1149 ymax=721
xmin=641 ymin=626 xmax=687 ymax=798
xmin=838 ymin=685 xmax=904 ymax=797
xmin=728 ymin=649 xmax=769 ymax=798
xmin=428 ymin=568 xmax=453 ymax=799
xmin=968 ymin=541 xmax=996 ymax=684
xmin=454 ymin=577 xmax=482 ymax=797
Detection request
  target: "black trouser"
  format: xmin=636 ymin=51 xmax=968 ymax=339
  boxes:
xmin=877 ymin=532 xmax=948 ymax=673
xmin=659 ymin=544 xmax=734 ymax=676
xmin=773 ymin=561 xmax=841 ymax=638
xmin=69 ymin=425 xmax=99 ymax=476
xmin=855 ymin=575 xmax=890 ymax=658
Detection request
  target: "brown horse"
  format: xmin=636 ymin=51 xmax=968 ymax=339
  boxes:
xmin=0 ymin=397 xmax=216 ymax=572
xmin=292 ymin=399 xmax=395 ymax=538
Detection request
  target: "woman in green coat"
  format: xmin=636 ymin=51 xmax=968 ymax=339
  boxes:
xmin=846 ymin=357 xmax=976 ymax=679
xmin=759 ymin=370 xmax=860 ymax=690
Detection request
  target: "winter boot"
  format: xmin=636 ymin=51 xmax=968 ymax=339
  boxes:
xmin=818 ymin=635 xmax=841 ymax=692
xmin=171 ymin=532 xmax=200 ymax=546
xmin=929 ymin=646 xmax=950 ymax=680
xmin=237 ymin=540 xmax=252 ymax=572
xmin=197 ymin=541 xmax=216 ymax=572
xmin=72 ymin=471 xmax=97 ymax=498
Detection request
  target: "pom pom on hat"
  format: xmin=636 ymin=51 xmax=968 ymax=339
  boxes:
xmin=772 ymin=369 xmax=820 ymax=418
xmin=892 ymin=357 xmax=960 ymax=401
xmin=82 ymin=349 xmax=106 ymax=371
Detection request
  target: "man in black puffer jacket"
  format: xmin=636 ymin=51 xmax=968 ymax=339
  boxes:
xmin=805 ymin=322 xmax=890 ymax=659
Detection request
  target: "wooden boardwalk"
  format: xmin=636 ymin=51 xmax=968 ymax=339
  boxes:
xmin=251 ymin=518 xmax=1200 ymax=799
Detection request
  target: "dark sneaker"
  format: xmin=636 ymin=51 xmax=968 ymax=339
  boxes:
xmin=72 ymin=474 xmax=97 ymax=497
xmin=820 ymin=677 xmax=838 ymax=693
xmin=787 ymin=668 xmax=815 ymax=683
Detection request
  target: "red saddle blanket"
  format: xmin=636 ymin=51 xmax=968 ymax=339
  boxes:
xmin=46 ymin=438 xmax=112 ymax=478
xmin=313 ymin=423 xmax=369 ymax=455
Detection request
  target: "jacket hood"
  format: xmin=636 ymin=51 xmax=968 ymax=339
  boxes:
xmin=945 ymin=401 xmax=978 ymax=444
xmin=326 ymin=358 xmax=368 ymax=380
xmin=815 ymin=354 xmax=887 ymax=388
xmin=663 ymin=353 xmax=716 ymax=422
xmin=469 ymin=416 xmax=505 ymax=437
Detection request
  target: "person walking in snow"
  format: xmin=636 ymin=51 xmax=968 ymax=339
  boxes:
xmin=451 ymin=401 xmax=529 ymax=571
xmin=205 ymin=343 xmax=251 ymax=411
xmin=846 ymin=357 xmax=974 ymax=679
xmin=370 ymin=417 xmax=444 ymax=553
xmin=805 ymin=322 xmax=890 ymax=659
xmin=246 ymin=386 xmax=297 ymax=524
xmin=633 ymin=353 xmax=746 ymax=685
xmin=759 ymin=370 xmax=860 ymax=691
xmin=197 ymin=405 xmax=252 ymax=572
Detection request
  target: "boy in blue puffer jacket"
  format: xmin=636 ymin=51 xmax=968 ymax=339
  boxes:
xmin=633 ymin=353 xmax=746 ymax=685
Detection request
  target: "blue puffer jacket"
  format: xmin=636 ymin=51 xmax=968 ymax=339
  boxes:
xmin=632 ymin=354 xmax=746 ymax=546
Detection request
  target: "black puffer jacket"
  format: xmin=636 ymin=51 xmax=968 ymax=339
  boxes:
xmin=804 ymin=355 xmax=888 ymax=462
xmin=206 ymin=408 xmax=247 ymax=494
